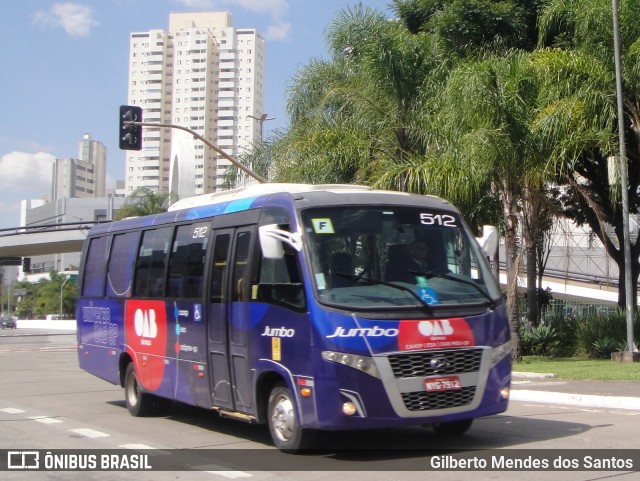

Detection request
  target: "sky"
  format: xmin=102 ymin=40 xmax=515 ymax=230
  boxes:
xmin=0 ymin=0 xmax=394 ymax=229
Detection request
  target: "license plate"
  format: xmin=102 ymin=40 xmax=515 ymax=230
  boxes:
xmin=424 ymin=376 xmax=461 ymax=392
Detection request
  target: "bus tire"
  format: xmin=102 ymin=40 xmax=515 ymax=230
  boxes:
xmin=267 ymin=384 xmax=314 ymax=453
xmin=432 ymin=418 xmax=473 ymax=436
xmin=124 ymin=362 xmax=155 ymax=417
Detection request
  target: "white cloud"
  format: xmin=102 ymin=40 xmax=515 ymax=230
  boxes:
xmin=265 ymin=20 xmax=291 ymax=41
xmin=0 ymin=152 xmax=54 ymax=197
xmin=174 ymin=0 xmax=216 ymax=9
xmin=227 ymin=0 xmax=289 ymax=18
xmin=32 ymin=3 xmax=98 ymax=37
xmin=173 ymin=0 xmax=291 ymax=40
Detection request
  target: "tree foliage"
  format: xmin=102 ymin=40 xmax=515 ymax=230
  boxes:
xmin=116 ymin=187 xmax=176 ymax=220
xmin=241 ymin=0 xmax=640 ymax=358
xmin=14 ymin=272 xmax=76 ymax=319
xmin=534 ymin=0 xmax=640 ymax=308
xmin=392 ymin=0 xmax=543 ymax=53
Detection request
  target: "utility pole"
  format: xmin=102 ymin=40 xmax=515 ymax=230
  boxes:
xmin=612 ymin=0 xmax=636 ymax=357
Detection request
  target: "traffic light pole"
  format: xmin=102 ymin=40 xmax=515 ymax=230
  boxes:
xmin=124 ymin=120 xmax=268 ymax=184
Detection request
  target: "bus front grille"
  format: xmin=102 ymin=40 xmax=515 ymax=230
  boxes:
xmin=388 ymin=348 xmax=483 ymax=378
xmin=401 ymin=386 xmax=476 ymax=411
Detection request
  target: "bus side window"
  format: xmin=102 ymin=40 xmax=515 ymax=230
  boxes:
xmin=82 ymin=236 xmax=110 ymax=297
xmin=167 ymin=222 xmax=209 ymax=299
xmin=134 ymin=227 xmax=173 ymax=298
xmin=256 ymin=247 xmax=306 ymax=311
xmin=211 ymin=234 xmax=230 ymax=303
xmin=106 ymin=231 xmax=139 ymax=298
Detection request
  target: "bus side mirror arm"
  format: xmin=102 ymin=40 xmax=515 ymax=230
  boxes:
xmin=476 ymin=225 xmax=498 ymax=258
xmin=259 ymin=224 xmax=303 ymax=259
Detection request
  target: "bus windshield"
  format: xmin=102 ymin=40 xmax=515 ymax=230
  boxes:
xmin=300 ymin=206 xmax=501 ymax=309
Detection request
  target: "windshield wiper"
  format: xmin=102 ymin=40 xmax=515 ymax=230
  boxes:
xmin=408 ymin=270 xmax=497 ymax=309
xmin=335 ymin=272 xmax=432 ymax=310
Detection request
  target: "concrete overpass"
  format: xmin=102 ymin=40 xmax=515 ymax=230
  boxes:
xmin=0 ymin=223 xmax=94 ymax=257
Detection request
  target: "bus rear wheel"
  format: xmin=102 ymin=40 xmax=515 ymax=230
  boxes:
xmin=432 ymin=418 xmax=473 ymax=436
xmin=124 ymin=362 xmax=156 ymax=417
xmin=267 ymin=384 xmax=315 ymax=453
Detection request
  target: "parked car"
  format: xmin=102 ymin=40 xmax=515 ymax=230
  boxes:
xmin=1 ymin=317 xmax=17 ymax=329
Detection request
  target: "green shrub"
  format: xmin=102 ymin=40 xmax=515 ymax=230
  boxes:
xmin=591 ymin=336 xmax=620 ymax=359
xmin=544 ymin=313 xmax=579 ymax=357
xmin=518 ymin=306 xmax=640 ymax=359
xmin=520 ymin=323 xmax=560 ymax=356
xmin=575 ymin=311 xmax=639 ymax=358
xmin=520 ymin=324 xmax=533 ymax=355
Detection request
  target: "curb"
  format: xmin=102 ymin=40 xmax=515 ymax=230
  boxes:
xmin=510 ymin=389 xmax=640 ymax=411
xmin=511 ymin=372 xmax=640 ymax=411
xmin=15 ymin=320 xmax=77 ymax=331
xmin=512 ymin=371 xmax=555 ymax=379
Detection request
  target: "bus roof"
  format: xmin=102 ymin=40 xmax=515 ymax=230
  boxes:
xmin=167 ymin=183 xmax=374 ymax=212
xmin=88 ymin=184 xmax=454 ymax=237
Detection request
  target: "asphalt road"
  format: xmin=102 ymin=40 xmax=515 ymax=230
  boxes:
xmin=1 ymin=330 xmax=639 ymax=480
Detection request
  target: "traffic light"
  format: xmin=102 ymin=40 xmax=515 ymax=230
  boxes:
xmin=119 ymin=105 xmax=143 ymax=151
xmin=22 ymin=257 xmax=31 ymax=273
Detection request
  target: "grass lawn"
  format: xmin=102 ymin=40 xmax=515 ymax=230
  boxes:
xmin=512 ymin=356 xmax=640 ymax=381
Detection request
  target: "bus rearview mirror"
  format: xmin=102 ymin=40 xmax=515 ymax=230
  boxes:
xmin=259 ymin=224 xmax=303 ymax=259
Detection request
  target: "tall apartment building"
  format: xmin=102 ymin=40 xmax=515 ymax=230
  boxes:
xmin=52 ymin=133 xmax=106 ymax=201
xmin=125 ymin=11 xmax=265 ymax=200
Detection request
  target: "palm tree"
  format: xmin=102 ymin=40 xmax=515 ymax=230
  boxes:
xmin=268 ymin=4 xmax=549 ymax=359
xmin=115 ymin=188 xmax=176 ymax=220
xmin=270 ymin=4 xmax=450 ymax=184
xmin=535 ymin=0 xmax=640 ymax=308
xmin=376 ymin=50 xmax=552 ymax=360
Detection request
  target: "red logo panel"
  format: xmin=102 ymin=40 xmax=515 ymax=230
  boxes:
xmin=125 ymin=300 xmax=167 ymax=390
xmin=398 ymin=318 xmax=475 ymax=351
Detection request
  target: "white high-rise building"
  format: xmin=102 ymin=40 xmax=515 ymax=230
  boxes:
xmin=125 ymin=11 xmax=265 ymax=200
xmin=52 ymin=133 xmax=106 ymax=201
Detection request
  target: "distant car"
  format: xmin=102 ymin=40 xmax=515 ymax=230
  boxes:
xmin=0 ymin=317 xmax=17 ymax=329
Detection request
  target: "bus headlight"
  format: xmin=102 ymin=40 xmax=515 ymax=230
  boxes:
xmin=322 ymin=351 xmax=380 ymax=378
xmin=490 ymin=340 xmax=512 ymax=367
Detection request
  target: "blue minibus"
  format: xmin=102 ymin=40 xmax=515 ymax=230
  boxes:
xmin=76 ymin=183 xmax=510 ymax=452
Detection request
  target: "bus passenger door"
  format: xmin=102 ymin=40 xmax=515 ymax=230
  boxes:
xmin=207 ymin=228 xmax=254 ymax=413
xmin=208 ymin=231 xmax=233 ymax=409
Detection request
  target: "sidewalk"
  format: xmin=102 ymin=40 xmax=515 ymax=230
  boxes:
xmin=510 ymin=372 xmax=640 ymax=411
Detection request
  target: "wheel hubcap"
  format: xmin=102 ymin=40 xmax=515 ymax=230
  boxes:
xmin=271 ymin=394 xmax=294 ymax=442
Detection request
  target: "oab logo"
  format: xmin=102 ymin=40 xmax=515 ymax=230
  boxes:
xmin=399 ymin=318 xmax=475 ymax=351
xmin=125 ymin=300 xmax=167 ymax=390
xmin=134 ymin=308 xmax=158 ymax=344
xmin=418 ymin=319 xmax=454 ymax=337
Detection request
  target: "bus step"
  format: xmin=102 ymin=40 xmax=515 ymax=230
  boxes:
xmin=215 ymin=409 xmax=257 ymax=424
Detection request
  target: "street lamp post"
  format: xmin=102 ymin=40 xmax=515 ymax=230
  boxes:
xmin=611 ymin=0 xmax=636 ymax=355
xmin=60 ymin=276 xmax=69 ymax=317
xmin=246 ymin=113 xmax=275 ymax=141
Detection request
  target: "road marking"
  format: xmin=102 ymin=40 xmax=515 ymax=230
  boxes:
xmin=511 ymin=390 xmax=640 ymax=411
xmin=1 ymin=408 xmax=26 ymax=414
xmin=119 ymin=444 xmax=156 ymax=450
xmin=206 ymin=470 xmax=253 ymax=478
xmin=30 ymin=416 xmax=63 ymax=424
xmin=68 ymin=428 xmax=110 ymax=438
xmin=0 ymin=346 xmax=76 ymax=353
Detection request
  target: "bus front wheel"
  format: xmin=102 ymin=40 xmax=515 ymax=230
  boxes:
xmin=124 ymin=362 xmax=156 ymax=417
xmin=267 ymin=384 xmax=315 ymax=453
